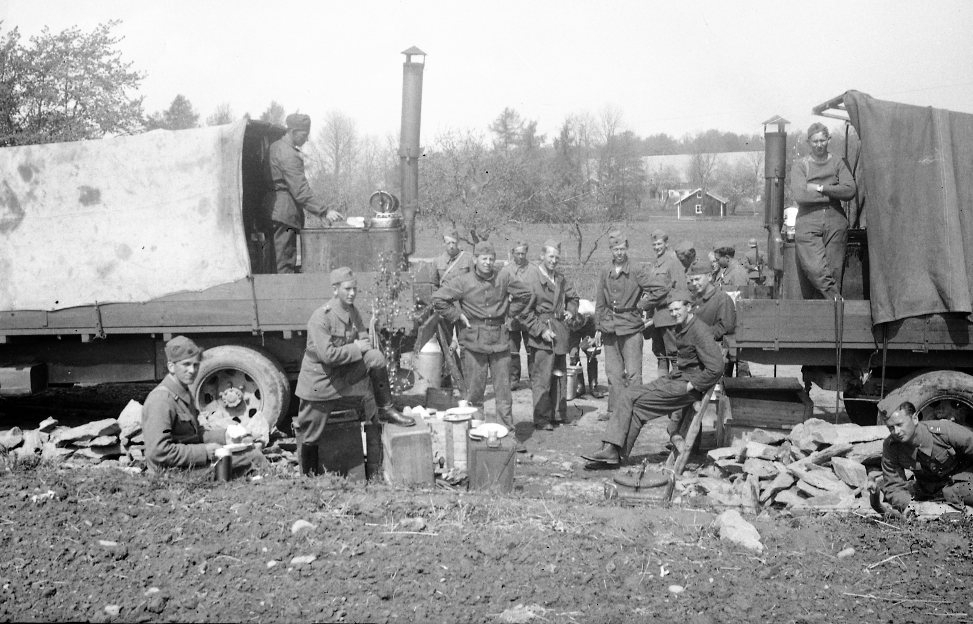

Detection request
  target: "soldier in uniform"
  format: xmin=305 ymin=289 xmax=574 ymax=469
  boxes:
xmin=714 ymin=244 xmax=749 ymax=292
xmin=293 ymin=267 xmax=414 ymax=475
xmin=674 ymin=240 xmax=696 ymax=272
xmin=432 ymin=241 xmax=529 ymax=447
xmin=265 ymin=113 xmax=343 ymax=273
xmin=499 ymin=240 xmax=533 ymax=386
xmin=517 ymin=240 xmax=579 ymax=432
xmin=596 ymin=230 xmax=667 ymax=422
xmin=643 ymin=229 xmax=687 ymax=376
xmin=687 ymin=259 xmax=738 ymax=377
xmin=582 ymin=289 xmax=724 ymax=465
xmin=880 ymin=401 xmax=973 ymax=511
xmin=741 ymin=237 xmax=766 ymax=284
xmin=432 ymin=226 xmax=473 ymax=288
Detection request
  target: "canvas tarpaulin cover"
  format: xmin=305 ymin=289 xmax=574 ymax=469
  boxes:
xmin=844 ymin=90 xmax=973 ymax=325
xmin=0 ymin=120 xmax=251 ymax=311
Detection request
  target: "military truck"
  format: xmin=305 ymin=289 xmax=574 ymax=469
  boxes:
xmin=0 ymin=48 xmax=428 ymax=428
xmin=734 ymin=91 xmax=973 ymax=426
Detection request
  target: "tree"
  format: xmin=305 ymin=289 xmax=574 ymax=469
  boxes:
xmin=146 ymin=94 xmax=199 ymax=131
xmin=206 ymin=102 xmax=235 ymax=126
xmin=259 ymin=101 xmax=286 ymax=126
xmin=0 ymin=20 xmax=144 ymax=146
xmin=489 ymin=108 xmax=524 ymax=150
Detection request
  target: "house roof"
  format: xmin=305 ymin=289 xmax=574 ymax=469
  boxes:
xmin=675 ymin=188 xmax=728 ymax=205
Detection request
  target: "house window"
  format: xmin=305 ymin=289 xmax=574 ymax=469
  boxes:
xmin=695 ymin=204 xmax=702 ymax=215
xmin=697 ymin=191 xmax=702 ymax=199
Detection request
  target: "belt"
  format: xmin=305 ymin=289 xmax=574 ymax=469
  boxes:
xmin=468 ymin=316 xmax=505 ymax=327
xmin=609 ymin=306 xmax=637 ymax=313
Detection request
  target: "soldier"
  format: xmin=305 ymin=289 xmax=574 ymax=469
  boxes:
xmin=741 ymin=237 xmax=766 ymax=284
xmin=686 ymin=259 xmax=738 ymax=377
xmin=517 ymin=240 xmax=579 ymax=432
xmin=432 ymin=241 xmax=528 ymax=444
xmin=879 ymin=402 xmax=973 ymax=512
xmin=643 ymin=229 xmax=687 ymax=375
xmin=265 ymin=113 xmax=343 ymax=273
xmin=293 ymin=267 xmax=414 ymax=476
xmin=498 ymin=240 xmax=533 ymax=386
xmin=714 ymin=244 xmax=749 ymax=292
xmin=432 ymin=226 xmax=473 ymax=288
xmin=596 ymin=230 xmax=667 ymax=422
xmin=567 ymin=299 xmax=603 ymax=400
xmin=581 ymin=289 xmax=724 ymax=465
xmin=674 ymin=240 xmax=696 ymax=272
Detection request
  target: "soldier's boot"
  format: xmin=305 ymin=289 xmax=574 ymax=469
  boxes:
xmin=370 ymin=367 xmax=415 ymax=427
xmin=586 ymin=358 xmax=605 ymax=399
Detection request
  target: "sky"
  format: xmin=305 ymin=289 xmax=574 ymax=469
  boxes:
xmin=4 ymin=0 xmax=973 ymax=144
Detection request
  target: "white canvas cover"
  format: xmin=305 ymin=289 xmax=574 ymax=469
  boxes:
xmin=0 ymin=120 xmax=251 ymax=311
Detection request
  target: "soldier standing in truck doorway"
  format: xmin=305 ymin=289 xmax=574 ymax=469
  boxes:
xmin=293 ymin=267 xmax=414 ymax=476
xmin=499 ymin=240 xmax=533 ymax=387
xmin=265 ymin=113 xmax=343 ymax=274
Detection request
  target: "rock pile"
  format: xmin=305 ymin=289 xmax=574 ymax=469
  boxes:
xmin=686 ymin=418 xmax=888 ymax=512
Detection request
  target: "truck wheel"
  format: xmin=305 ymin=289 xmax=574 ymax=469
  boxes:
xmin=192 ymin=346 xmax=291 ymax=430
xmin=877 ymin=370 xmax=973 ymax=427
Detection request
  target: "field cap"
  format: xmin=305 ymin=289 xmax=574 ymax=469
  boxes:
xmin=748 ymin=237 xmax=758 ymax=248
xmin=667 ymin=289 xmax=693 ymax=305
xmin=510 ymin=239 xmax=529 ymax=252
xmin=674 ymin=240 xmax=695 ymax=254
xmin=650 ymin=229 xmax=668 ymax=242
xmin=442 ymin=227 xmax=459 ymax=243
xmin=165 ymin=336 xmax=201 ymax=363
xmin=687 ymin=259 xmax=713 ymax=276
xmin=714 ymin=242 xmax=736 ymax=256
xmin=608 ymin=230 xmax=626 ymax=248
xmin=542 ymin=239 xmax=561 ymax=252
xmin=330 ymin=266 xmax=355 ymax=285
xmin=473 ymin=240 xmax=496 ymax=256
xmin=285 ymin=113 xmax=311 ymax=132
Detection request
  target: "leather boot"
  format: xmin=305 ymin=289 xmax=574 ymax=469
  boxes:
xmin=369 ymin=367 xmax=415 ymax=427
xmin=586 ymin=358 xmax=605 ymax=398
xmin=580 ymin=442 xmax=620 ymax=465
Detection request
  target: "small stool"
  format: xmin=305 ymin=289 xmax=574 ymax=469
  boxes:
xmin=296 ymin=408 xmax=368 ymax=480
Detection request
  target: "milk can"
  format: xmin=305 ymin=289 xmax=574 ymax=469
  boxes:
xmin=412 ymin=337 xmax=443 ymax=394
xmin=565 ymin=364 xmax=583 ymax=400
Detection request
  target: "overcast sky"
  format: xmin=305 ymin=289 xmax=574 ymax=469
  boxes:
xmin=4 ymin=0 xmax=973 ymax=143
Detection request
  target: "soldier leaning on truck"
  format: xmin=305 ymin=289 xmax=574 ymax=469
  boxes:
xmin=880 ymin=401 xmax=973 ymax=511
xmin=293 ymin=267 xmax=415 ymax=475
xmin=265 ymin=113 xmax=344 ymax=274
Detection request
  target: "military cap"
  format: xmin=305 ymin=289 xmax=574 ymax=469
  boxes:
xmin=165 ymin=335 xmax=201 ymax=363
xmin=674 ymin=240 xmax=695 ymax=254
xmin=510 ymin=239 xmax=529 ymax=252
xmin=330 ymin=266 xmax=355 ymax=285
xmin=650 ymin=229 xmax=668 ymax=242
xmin=714 ymin=242 xmax=736 ymax=257
xmin=473 ymin=240 xmax=496 ymax=256
xmin=667 ymin=289 xmax=694 ymax=305
xmin=285 ymin=113 xmax=311 ymax=132
xmin=442 ymin=227 xmax=459 ymax=243
xmin=687 ymin=259 xmax=713 ymax=276
xmin=748 ymin=237 xmax=758 ymax=248
xmin=542 ymin=239 xmax=561 ymax=253
xmin=608 ymin=230 xmax=627 ymax=248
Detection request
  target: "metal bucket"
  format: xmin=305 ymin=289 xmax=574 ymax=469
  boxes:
xmin=412 ymin=338 xmax=443 ymax=395
xmin=565 ymin=364 xmax=583 ymax=400
xmin=442 ymin=406 xmax=477 ymax=470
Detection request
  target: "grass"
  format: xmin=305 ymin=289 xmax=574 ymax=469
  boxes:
xmin=413 ymin=214 xmax=768 ymax=299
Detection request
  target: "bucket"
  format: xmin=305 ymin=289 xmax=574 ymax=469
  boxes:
xmin=413 ymin=338 xmax=443 ymax=395
xmin=443 ymin=406 xmax=477 ymax=470
xmin=565 ymin=364 xmax=583 ymax=400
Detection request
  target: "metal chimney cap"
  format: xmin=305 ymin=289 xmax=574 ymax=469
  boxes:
xmin=402 ymin=46 xmax=426 ymax=56
xmin=761 ymin=115 xmax=790 ymax=126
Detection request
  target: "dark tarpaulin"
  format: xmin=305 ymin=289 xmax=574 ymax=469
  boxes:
xmin=844 ymin=90 xmax=973 ymax=325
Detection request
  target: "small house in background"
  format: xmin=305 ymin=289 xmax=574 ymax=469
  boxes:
xmin=676 ymin=188 xmax=727 ymax=219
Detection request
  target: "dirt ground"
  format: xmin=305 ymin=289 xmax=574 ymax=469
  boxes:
xmin=2 ymin=362 xmax=973 ymax=623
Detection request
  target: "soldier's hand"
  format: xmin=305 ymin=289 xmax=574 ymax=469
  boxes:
xmin=325 ymin=209 xmax=344 ymax=224
xmin=354 ymin=338 xmax=372 ymax=352
xmin=205 ymin=443 xmax=222 ymax=460
xmin=459 ymin=314 xmax=471 ymax=328
xmin=541 ymin=328 xmax=556 ymax=343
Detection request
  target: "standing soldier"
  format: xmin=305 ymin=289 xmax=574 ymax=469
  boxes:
xmin=714 ymin=244 xmax=750 ymax=292
xmin=596 ymin=230 xmax=667 ymax=422
xmin=643 ymin=229 xmax=687 ymax=376
xmin=518 ymin=240 xmax=579 ymax=433
xmin=432 ymin=241 xmax=529 ymax=448
xmin=265 ymin=113 xmax=343 ymax=273
xmin=293 ymin=267 xmax=414 ymax=476
xmin=741 ymin=237 xmax=766 ymax=284
xmin=499 ymin=240 xmax=533 ymax=387
xmin=433 ymin=226 xmax=473 ymax=288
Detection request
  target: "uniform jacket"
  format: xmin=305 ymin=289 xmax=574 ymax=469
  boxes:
xmin=498 ymin=260 xmax=533 ymax=331
xmin=666 ymin=316 xmax=725 ymax=392
xmin=433 ymin=250 xmax=473 ymax=287
xmin=716 ymin=259 xmax=749 ymax=291
xmin=517 ymin=264 xmax=579 ymax=355
xmin=595 ymin=260 xmax=667 ymax=336
xmin=295 ymin=297 xmax=372 ymax=402
xmin=881 ymin=420 xmax=973 ymax=510
xmin=643 ymin=249 xmax=686 ymax=327
xmin=789 ymin=154 xmax=857 ymax=209
xmin=266 ymin=133 xmax=327 ymax=229
xmin=694 ymin=285 xmax=737 ymax=343
xmin=431 ymin=268 xmax=528 ymax=354
xmin=142 ymin=375 xmax=223 ymax=471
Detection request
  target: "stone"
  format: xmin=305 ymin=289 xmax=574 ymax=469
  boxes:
xmin=104 ymin=605 xmax=121 ymax=617
xmin=398 ymin=517 xmax=426 ymax=532
xmin=759 ymin=469 xmax=796 ymax=503
xmin=707 ymin=447 xmax=740 ymax=462
xmin=744 ymin=441 xmax=778 ymax=461
xmin=53 ymin=419 xmax=120 ymax=446
xmin=742 ymin=458 xmax=779 ymax=480
xmin=810 ymin=423 xmax=888 ymax=446
xmin=38 ymin=417 xmax=58 ymax=433
xmin=16 ymin=429 xmax=44 ymax=461
xmin=847 ymin=440 xmax=884 ymax=464
xmin=748 ymin=429 xmax=789 ymax=445
xmin=773 ymin=488 xmax=806 ymax=507
xmin=715 ymin=459 xmax=745 ymax=475
xmin=0 ymin=427 xmax=24 ymax=450
xmin=795 ymin=479 xmax=831 ymax=498
xmin=291 ymin=519 xmax=316 ymax=535
xmin=87 ymin=435 xmax=120 ymax=448
xmin=117 ymin=400 xmax=142 ymax=442
xmin=790 ymin=465 xmax=851 ymax=494
xmin=830 ymin=457 xmax=868 ymax=489
xmin=290 ymin=554 xmax=317 ymax=567
xmin=41 ymin=442 xmax=74 ymax=463
xmin=75 ymin=445 xmax=123 ymax=460
xmin=713 ymin=510 xmax=763 ymax=553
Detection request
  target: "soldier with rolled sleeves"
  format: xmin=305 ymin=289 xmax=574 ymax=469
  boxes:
xmin=293 ymin=267 xmax=414 ymax=475
xmin=517 ymin=240 xmax=579 ymax=432
xmin=596 ymin=230 xmax=668 ymax=422
xmin=432 ymin=241 xmax=529 ymax=446
xmin=582 ymin=289 xmax=724 ymax=465
xmin=879 ymin=401 xmax=973 ymax=512
xmin=687 ymin=259 xmax=738 ymax=377
xmin=642 ymin=229 xmax=687 ymax=376
xmin=264 ymin=113 xmax=343 ymax=273
xmin=432 ymin=226 xmax=473 ymax=288
xmin=498 ymin=240 xmax=533 ymax=386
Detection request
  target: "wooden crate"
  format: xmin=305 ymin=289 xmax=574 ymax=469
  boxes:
xmin=381 ymin=413 xmax=434 ymax=486
xmin=716 ymin=377 xmax=812 ymax=447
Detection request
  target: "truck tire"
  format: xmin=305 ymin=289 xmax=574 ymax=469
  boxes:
xmin=876 ymin=370 xmax=973 ymax=427
xmin=192 ymin=346 xmax=291 ymax=430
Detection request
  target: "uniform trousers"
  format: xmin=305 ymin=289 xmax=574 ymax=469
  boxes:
xmin=272 ymin=221 xmax=299 ymax=274
xmin=294 ymin=393 xmax=376 ymax=446
xmin=463 ymin=349 xmax=516 ymax=430
xmin=649 ymin=325 xmax=676 ymax=374
xmin=795 ymin=205 xmax=848 ymax=299
xmin=528 ymin=348 xmax=567 ymax=425
xmin=602 ymin=331 xmax=643 ymax=417
xmin=602 ymin=377 xmax=702 ymax=456
xmin=508 ymin=328 xmax=532 ymax=382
